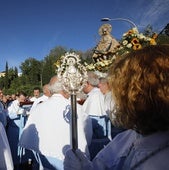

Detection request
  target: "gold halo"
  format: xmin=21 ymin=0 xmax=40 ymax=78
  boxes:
xmin=98 ymin=24 xmax=112 ymax=36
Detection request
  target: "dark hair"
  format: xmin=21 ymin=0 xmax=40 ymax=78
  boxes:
xmin=33 ymin=87 xmax=41 ymax=91
xmin=108 ymin=44 xmax=169 ymax=135
xmin=17 ymin=91 xmax=27 ymax=97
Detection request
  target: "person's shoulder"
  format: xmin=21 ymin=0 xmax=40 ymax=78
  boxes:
xmin=98 ymin=130 xmax=137 ymax=155
xmin=30 ymin=97 xmax=37 ymax=102
xmin=8 ymin=99 xmax=17 ymax=106
xmin=93 ymin=130 xmax=137 ymax=167
xmin=36 ymin=95 xmax=48 ymax=103
xmin=90 ymin=88 xmax=103 ymax=96
xmin=114 ymin=129 xmax=137 ymax=140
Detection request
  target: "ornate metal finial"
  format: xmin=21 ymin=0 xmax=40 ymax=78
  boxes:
xmin=57 ymin=52 xmax=88 ymax=94
xmin=57 ymin=52 xmax=88 ymax=150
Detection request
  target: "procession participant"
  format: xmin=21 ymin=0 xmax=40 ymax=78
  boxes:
xmin=82 ymin=71 xmax=106 ymax=117
xmin=82 ymin=72 xmax=109 ymax=159
xmin=98 ymin=77 xmax=125 ymax=139
xmin=6 ymin=91 xmax=29 ymax=167
xmin=30 ymin=83 xmax=51 ymax=112
xmin=30 ymin=87 xmax=41 ymax=102
xmin=7 ymin=91 xmax=27 ymax=118
xmin=98 ymin=77 xmax=114 ymax=116
xmin=64 ymin=44 xmax=169 ymax=170
xmin=0 ymin=89 xmax=7 ymax=127
xmin=19 ymin=75 xmax=91 ymax=170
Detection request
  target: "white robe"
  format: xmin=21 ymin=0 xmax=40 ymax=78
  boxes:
xmin=7 ymin=99 xmax=25 ymax=118
xmin=82 ymin=87 xmax=106 ymax=116
xmin=30 ymin=95 xmax=49 ymax=112
xmin=0 ymin=122 xmax=14 ymax=170
xmin=104 ymin=91 xmax=115 ymax=117
xmin=19 ymin=94 xmax=90 ymax=169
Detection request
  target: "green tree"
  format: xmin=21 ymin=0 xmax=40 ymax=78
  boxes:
xmin=20 ymin=57 xmax=42 ymax=86
xmin=42 ymin=46 xmax=67 ymax=84
xmin=4 ymin=62 xmax=9 ymax=89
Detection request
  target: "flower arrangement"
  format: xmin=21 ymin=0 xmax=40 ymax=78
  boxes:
xmin=117 ymin=27 xmax=157 ymax=55
xmin=84 ymin=56 xmax=116 ymax=73
xmin=86 ymin=27 xmax=158 ymax=73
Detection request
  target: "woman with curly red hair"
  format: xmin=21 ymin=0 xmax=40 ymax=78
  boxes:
xmin=64 ymin=44 xmax=169 ymax=170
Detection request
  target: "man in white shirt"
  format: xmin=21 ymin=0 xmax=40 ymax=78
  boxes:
xmin=30 ymin=84 xmax=51 ymax=112
xmin=19 ymin=76 xmax=90 ymax=170
xmin=7 ymin=91 xmax=28 ymax=167
xmin=30 ymin=87 xmax=41 ymax=102
xmin=82 ymin=72 xmax=111 ymax=159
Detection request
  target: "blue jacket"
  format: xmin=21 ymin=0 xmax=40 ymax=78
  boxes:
xmin=92 ymin=129 xmax=169 ymax=170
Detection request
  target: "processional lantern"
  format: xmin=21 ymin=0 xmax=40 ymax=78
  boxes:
xmin=57 ymin=52 xmax=88 ymax=150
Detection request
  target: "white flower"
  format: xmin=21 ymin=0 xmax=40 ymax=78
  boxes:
xmin=122 ymin=40 xmax=128 ymax=45
xmin=137 ymin=33 xmax=145 ymax=40
xmin=123 ymin=32 xmax=128 ymax=36
xmin=133 ymin=27 xmax=139 ymax=34
xmin=126 ymin=43 xmax=132 ymax=48
xmin=112 ymin=55 xmax=117 ymax=60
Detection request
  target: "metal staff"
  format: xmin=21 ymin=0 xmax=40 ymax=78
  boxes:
xmin=57 ymin=52 xmax=88 ymax=150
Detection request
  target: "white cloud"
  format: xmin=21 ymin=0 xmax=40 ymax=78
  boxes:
xmin=139 ymin=0 xmax=169 ymax=30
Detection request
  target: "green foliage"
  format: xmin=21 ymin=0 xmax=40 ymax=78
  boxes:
xmin=0 ymin=46 xmax=71 ymax=95
xmin=20 ymin=57 xmax=42 ymax=85
xmin=156 ymin=34 xmax=169 ymax=44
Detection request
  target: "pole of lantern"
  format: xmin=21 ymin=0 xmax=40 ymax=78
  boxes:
xmin=101 ymin=17 xmax=138 ymax=29
xmin=57 ymin=52 xmax=88 ymax=151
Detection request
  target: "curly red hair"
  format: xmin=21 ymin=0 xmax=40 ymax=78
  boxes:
xmin=108 ymin=44 xmax=169 ymax=135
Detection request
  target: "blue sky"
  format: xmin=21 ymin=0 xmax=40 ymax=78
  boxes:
xmin=0 ymin=0 xmax=169 ymax=72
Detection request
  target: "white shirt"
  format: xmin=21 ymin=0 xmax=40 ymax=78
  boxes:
xmin=0 ymin=122 xmax=14 ymax=170
xmin=30 ymin=96 xmax=39 ymax=102
xmin=82 ymin=87 xmax=106 ymax=116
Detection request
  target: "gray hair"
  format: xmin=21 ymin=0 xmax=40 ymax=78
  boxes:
xmin=87 ymin=71 xmax=99 ymax=87
xmin=48 ymin=76 xmax=64 ymax=94
xmin=99 ymin=77 xmax=109 ymax=84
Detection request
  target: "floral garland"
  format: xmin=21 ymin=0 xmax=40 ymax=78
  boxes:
xmin=84 ymin=55 xmax=116 ymax=73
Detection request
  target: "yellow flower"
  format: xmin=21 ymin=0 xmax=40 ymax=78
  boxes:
xmin=150 ymin=38 xmax=157 ymax=45
xmin=133 ymin=44 xmax=142 ymax=50
xmin=131 ymin=38 xmax=139 ymax=45
xmin=152 ymin=33 xmax=158 ymax=39
xmin=127 ymin=29 xmax=135 ymax=34
xmin=54 ymin=60 xmax=61 ymax=68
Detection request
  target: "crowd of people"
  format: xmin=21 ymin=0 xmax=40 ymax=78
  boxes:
xmin=0 ymin=44 xmax=169 ymax=170
xmin=0 ymin=71 xmax=117 ymax=169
